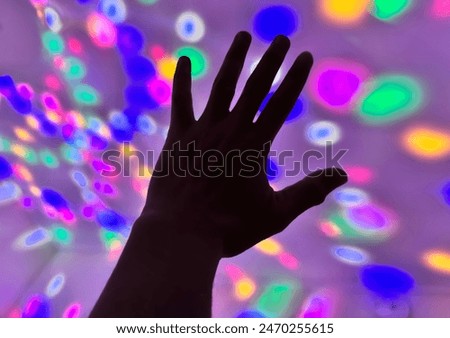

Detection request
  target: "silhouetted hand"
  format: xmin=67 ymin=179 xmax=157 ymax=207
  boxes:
xmin=91 ymin=31 xmax=347 ymax=318
xmin=144 ymin=31 xmax=347 ymax=257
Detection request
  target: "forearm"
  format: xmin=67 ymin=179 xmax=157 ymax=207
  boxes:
xmin=90 ymin=214 xmax=222 ymax=317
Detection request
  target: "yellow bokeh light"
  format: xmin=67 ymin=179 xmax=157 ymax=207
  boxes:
xmin=29 ymin=185 xmax=42 ymax=197
xmin=67 ymin=110 xmax=87 ymax=128
xmin=14 ymin=127 xmax=35 ymax=142
xmin=121 ymin=143 xmax=137 ymax=156
xmin=158 ymin=57 xmax=177 ymax=80
xmin=235 ymin=277 xmax=256 ymax=300
xmin=98 ymin=125 xmax=111 ymax=139
xmin=47 ymin=110 xmax=62 ymax=124
xmin=402 ymin=126 xmax=450 ymax=159
xmin=255 ymin=238 xmax=283 ymax=255
xmin=320 ymin=0 xmax=371 ymax=25
xmin=423 ymin=250 xmax=450 ymax=274
xmin=25 ymin=115 xmax=40 ymax=130
xmin=136 ymin=165 xmax=152 ymax=179
xmin=109 ymin=239 xmax=123 ymax=251
xmin=11 ymin=144 xmax=27 ymax=158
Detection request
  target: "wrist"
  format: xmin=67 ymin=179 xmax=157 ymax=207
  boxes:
xmin=91 ymin=213 xmax=223 ymax=317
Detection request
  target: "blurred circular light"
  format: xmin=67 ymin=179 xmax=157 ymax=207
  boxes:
xmin=125 ymin=56 xmax=156 ymax=82
xmin=147 ymin=78 xmax=171 ymax=105
xmin=175 ymin=11 xmax=205 ymax=43
xmin=345 ymin=166 xmax=374 ymax=184
xmin=356 ymin=74 xmax=424 ymax=125
xmin=346 ymin=204 xmax=392 ymax=232
xmin=116 ymin=24 xmax=144 ymax=55
xmin=42 ymin=31 xmax=65 ymax=55
xmin=96 ymin=209 xmax=127 ymax=232
xmin=423 ymin=250 xmax=450 ymax=274
xmin=442 ymin=181 xmax=450 ymax=206
xmin=401 ymin=126 xmax=450 ymax=160
xmin=44 ymin=7 xmax=62 ymax=33
xmin=235 ymin=277 xmax=256 ymax=301
xmin=371 ymin=0 xmax=414 ymax=21
xmin=360 ymin=265 xmax=414 ymax=298
xmin=73 ymin=84 xmax=100 ymax=105
xmin=100 ymin=0 xmax=127 ymax=23
xmin=46 ymin=273 xmax=65 ymax=298
xmin=430 ymin=0 xmax=450 ymax=19
xmin=63 ymin=57 xmax=86 ymax=80
xmin=332 ymin=245 xmax=370 ymax=265
xmin=333 ymin=187 xmax=369 ymax=207
xmin=255 ymin=238 xmax=283 ymax=255
xmin=22 ymin=294 xmax=50 ymax=318
xmin=306 ymin=121 xmax=341 ymax=146
xmin=86 ymin=13 xmax=117 ymax=48
xmin=308 ymin=59 xmax=369 ymax=113
xmin=0 ymin=181 xmax=22 ymax=205
xmin=157 ymin=57 xmax=177 ymax=80
xmin=254 ymin=5 xmax=299 ymax=42
xmin=137 ymin=114 xmax=157 ymax=135
xmin=299 ymin=290 xmax=334 ymax=318
xmin=0 ymin=156 xmax=13 ymax=180
xmin=63 ymin=303 xmax=81 ymax=318
xmin=14 ymin=227 xmax=52 ymax=250
xmin=320 ymin=0 xmax=371 ymax=25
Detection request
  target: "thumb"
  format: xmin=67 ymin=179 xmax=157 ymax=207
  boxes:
xmin=275 ymin=167 xmax=348 ymax=224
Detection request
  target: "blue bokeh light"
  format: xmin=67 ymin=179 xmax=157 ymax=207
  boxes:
xmin=361 ymin=265 xmax=415 ymax=298
xmin=253 ymin=5 xmax=299 ymax=42
xmin=0 ymin=156 xmax=13 ymax=180
xmin=125 ymin=56 xmax=156 ymax=82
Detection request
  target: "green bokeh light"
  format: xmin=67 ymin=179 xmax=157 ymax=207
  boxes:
xmin=0 ymin=136 xmax=11 ymax=152
xmin=356 ymin=74 xmax=423 ymax=125
xmin=52 ymin=226 xmax=73 ymax=245
xmin=39 ymin=148 xmax=59 ymax=168
xmin=73 ymin=84 xmax=100 ymax=105
xmin=256 ymin=281 xmax=298 ymax=317
xmin=24 ymin=147 xmax=39 ymax=165
xmin=64 ymin=57 xmax=86 ymax=80
xmin=42 ymin=31 xmax=65 ymax=55
xmin=371 ymin=0 xmax=413 ymax=21
xmin=175 ymin=47 xmax=208 ymax=78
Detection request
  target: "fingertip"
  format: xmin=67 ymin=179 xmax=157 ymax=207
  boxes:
xmin=236 ymin=31 xmax=252 ymax=44
xmin=315 ymin=167 xmax=348 ymax=190
xmin=294 ymin=52 xmax=313 ymax=73
xmin=273 ymin=34 xmax=290 ymax=49
xmin=300 ymin=51 xmax=314 ymax=67
xmin=178 ymin=55 xmax=191 ymax=67
xmin=333 ymin=167 xmax=348 ymax=182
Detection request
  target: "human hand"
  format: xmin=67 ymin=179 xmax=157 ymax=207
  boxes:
xmin=91 ymin=31 xmax=348 ymax=317
xmin=141 ymin=31 xmax=348 ymax=257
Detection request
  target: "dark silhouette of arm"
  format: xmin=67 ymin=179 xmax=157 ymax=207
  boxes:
xmin=90 ymin=31 xmax=347 ymax=318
